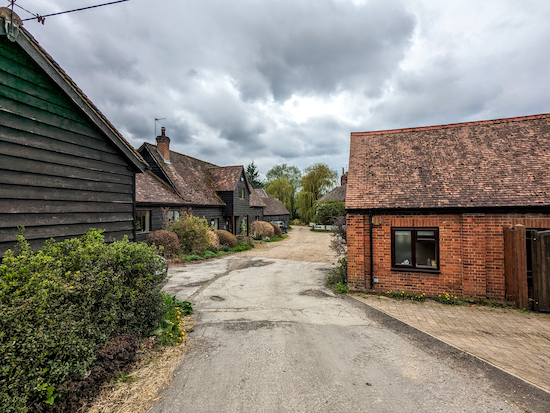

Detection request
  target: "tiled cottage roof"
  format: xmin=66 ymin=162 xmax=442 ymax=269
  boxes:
xmin=255 ymin=189 xmax=290 ymax=216
xmin=209 ymin=166 xmax=243 ymax=192
xmin=136 ymin=171 xmax=183 ymax=204
xmin=317 ymin=185 xmax=347 ymax=203
xmin=347 ymin=114 xmax=550 ymax=210
xmin=142 ymin=143 xmax=224 ymax=206
xmin=249 ymin=187 xmax=266 ymax=207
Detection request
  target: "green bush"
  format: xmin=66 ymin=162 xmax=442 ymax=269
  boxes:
xmin=232 ymin=245 xmax=253 ymax=252
xmin=334 ymin=282 xmax=349 ymax=294
xmin=326 ymin=257 xmax=347 ymax=286
xmin=214 ymin=230 xmax=238 ymax=248
xmin=203 ymin=250 xmax=217 ymax=259
xmin=170 ymin=213 xmax=212 ymax=254
xmin=315 ymin=200 xmax=345 ymax=225
xmin=152 ymin=293 xmax=193 ymax=346
xmin=186 ymin=254 xmax=202 ymax=261
xmin=0 ymin=230 xmax=167 ymax=412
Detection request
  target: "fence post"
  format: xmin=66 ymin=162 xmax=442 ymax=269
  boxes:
xmin=504 ymin=225 xmax=528 ymax=309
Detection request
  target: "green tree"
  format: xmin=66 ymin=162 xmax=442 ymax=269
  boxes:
xmin=266 ymin=178 xmax=294 ymax=215
xmin=245 ymin=161 xmax=263 ymax=189
xmin=264 ymin=163 xmax=301 ymax=189
xmin=264 ymin=164 xmax=302 ymax=219
xmin=315 ymin=200 xmax=346 ymax=225
xmin=298 ymin=163 xmax=338 ymax=223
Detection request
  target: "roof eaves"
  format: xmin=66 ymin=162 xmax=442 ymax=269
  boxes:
xmin=8 ymin=24 xmax=148 ymax=171
xmin=351 ymin=113 xmax=550 ymax=137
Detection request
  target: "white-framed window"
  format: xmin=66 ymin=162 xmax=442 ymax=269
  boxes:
xmin=136 ymin=210 xmax=151 ymax=232
xmin=168 ymin=210 xmax=180 ymax=222
xmin=210 ymin=218 xmax=219 ymax=230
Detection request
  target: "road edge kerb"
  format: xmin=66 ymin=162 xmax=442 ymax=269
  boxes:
xmin=344 ymin=294 xmax=550 ymax=413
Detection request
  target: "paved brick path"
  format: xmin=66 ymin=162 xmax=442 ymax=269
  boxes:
xmin=351 ymin=293 xmax=550 ymax=393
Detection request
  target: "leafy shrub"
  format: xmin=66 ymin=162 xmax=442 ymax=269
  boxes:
xmin=240 ymin=218 xmax=248 ymax=235
xmin=219 ymin=244 xmax=232 ymax=252
xmin=186 ymin=254 xmax=202 ymax=261
xmin=334 ymin=282 xmax=349 ymax=294
xmin=292 ymin=218 xmax=301 ymax=225
xmin=152 ymin=293 xmax=192 ymax=346
xmin=232 ymin=245 xmax=253 ymax=252
xmin=170 ymin=213 xmax=212 ymax=254
xmin=207 ymin=231 xmax=220 ymax=248
xmin=270 ymin=222 xmax=282 ymax=237
xmin=326 ymin=257 xmax=347 ymax=286
xmin=330 ymin=215 xmax=347 ymax=257
xmin=315 ymin=200 xmax=345 ymax=225
xmin=236 ymin=235 xmax=254 ymax=248
xmin=203 ymin=250 xmax=217 ymax=259
xmin=214 ymin=230 xmax=238 ymax=248
xmin=250 ymin=221 xmax=274 ymax=238
xmin=147 ymin=229 xmax=181 ymax=257
xmin=47 ymin=334 xmax=140 ymax=413
xmin=0 ymin=230 xmax=166 ymax=412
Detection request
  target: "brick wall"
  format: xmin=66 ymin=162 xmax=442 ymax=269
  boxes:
xmin=347 ymin=212 xmax=550 ymax=300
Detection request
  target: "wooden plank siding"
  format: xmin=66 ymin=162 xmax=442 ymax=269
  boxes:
xmin=134 ymin=206 xmax=225 ymax=242
xmin=0 ymin=35 xmax=138 ymax=253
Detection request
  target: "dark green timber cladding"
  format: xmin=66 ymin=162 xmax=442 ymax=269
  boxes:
xmin=0 ymin=36 xmax=136 ymax=252
xmin=135 ymin=206 xmax=224 ymax=242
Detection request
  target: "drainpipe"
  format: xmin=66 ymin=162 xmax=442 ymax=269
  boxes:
xmin=369 ymin=210 xmax=374 ymax=290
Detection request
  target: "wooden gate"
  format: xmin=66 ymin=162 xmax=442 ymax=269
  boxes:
xmin=532 ymin=230 xmax=550 ymax=312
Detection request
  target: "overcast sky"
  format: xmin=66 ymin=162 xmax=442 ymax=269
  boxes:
xmin=15 ymin=0 xmax=550 ymax=178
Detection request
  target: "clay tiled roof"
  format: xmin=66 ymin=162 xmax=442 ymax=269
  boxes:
xmin=318 ymin=185 xmax=347 ymax=203
xmin=143 ymin=143 xmax=224 ymax=206
xmin=136 ymin=171 xmax=183 ymax=204
xmin=249 ymin=186 xmax=266 ymax=207
xmin=209 ymin=166 xmax=243 ymax=192
xmin=255 ymin=189 xmax=290 ymax=216
xmin=347 ymin=114 xmax=550 ymax=210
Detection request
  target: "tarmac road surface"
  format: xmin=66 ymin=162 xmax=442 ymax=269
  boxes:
xmin=151 ymin=245 xmax=532 ymax=412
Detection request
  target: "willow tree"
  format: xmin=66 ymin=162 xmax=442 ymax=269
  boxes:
xmin=264 ymin=164 xmax=302 ymax=219
xmin=266 ymin=178 xmax=294 ymax=215
xmin=298 ymin=163 xmax=338 ymax=223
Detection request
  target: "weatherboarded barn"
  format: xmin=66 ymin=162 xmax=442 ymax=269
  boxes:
xmin=136 ymin=131 xmax=265 ymax=238
xmin=254 ymin=189 xmax=290 ymax=226
xmin=346 ymin=114 xmax=550 ymax=302
xmin=0 ymin=13 xmax=147 ymax=253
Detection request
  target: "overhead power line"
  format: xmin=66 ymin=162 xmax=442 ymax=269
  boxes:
xmin=17 ymin=0 xmax=130 ymax=23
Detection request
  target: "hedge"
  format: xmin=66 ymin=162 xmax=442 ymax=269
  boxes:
xmin=0 ymin=230 xmax=167 ymax=412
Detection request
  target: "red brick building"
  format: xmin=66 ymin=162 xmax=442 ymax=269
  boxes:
xmin=346 ymin=114 xmax=550 ymax=301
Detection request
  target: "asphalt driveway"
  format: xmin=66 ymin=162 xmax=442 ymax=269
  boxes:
xmin=151 ymin=233 xmax=536 ymax=412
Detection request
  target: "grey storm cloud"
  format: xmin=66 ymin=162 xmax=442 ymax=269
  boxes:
xmin=17 ymin=0 xmax=550 ymax=177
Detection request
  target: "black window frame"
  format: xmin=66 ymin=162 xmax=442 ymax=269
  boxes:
xmin=391 ymin=227 xmax=440 ymax=272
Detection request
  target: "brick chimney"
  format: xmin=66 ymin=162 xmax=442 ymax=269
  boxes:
xmin=156 ymin=127 xmax=170 ymax=162
xmin=341 ymin=169 xmax=348 ymax=185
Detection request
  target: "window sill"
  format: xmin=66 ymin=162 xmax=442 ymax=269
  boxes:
xmin=391 ymin=267 xmax=440 ymax=274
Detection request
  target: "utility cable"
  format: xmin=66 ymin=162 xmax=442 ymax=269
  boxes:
xmin=20 ymin=0 xmax=130 ymax=22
